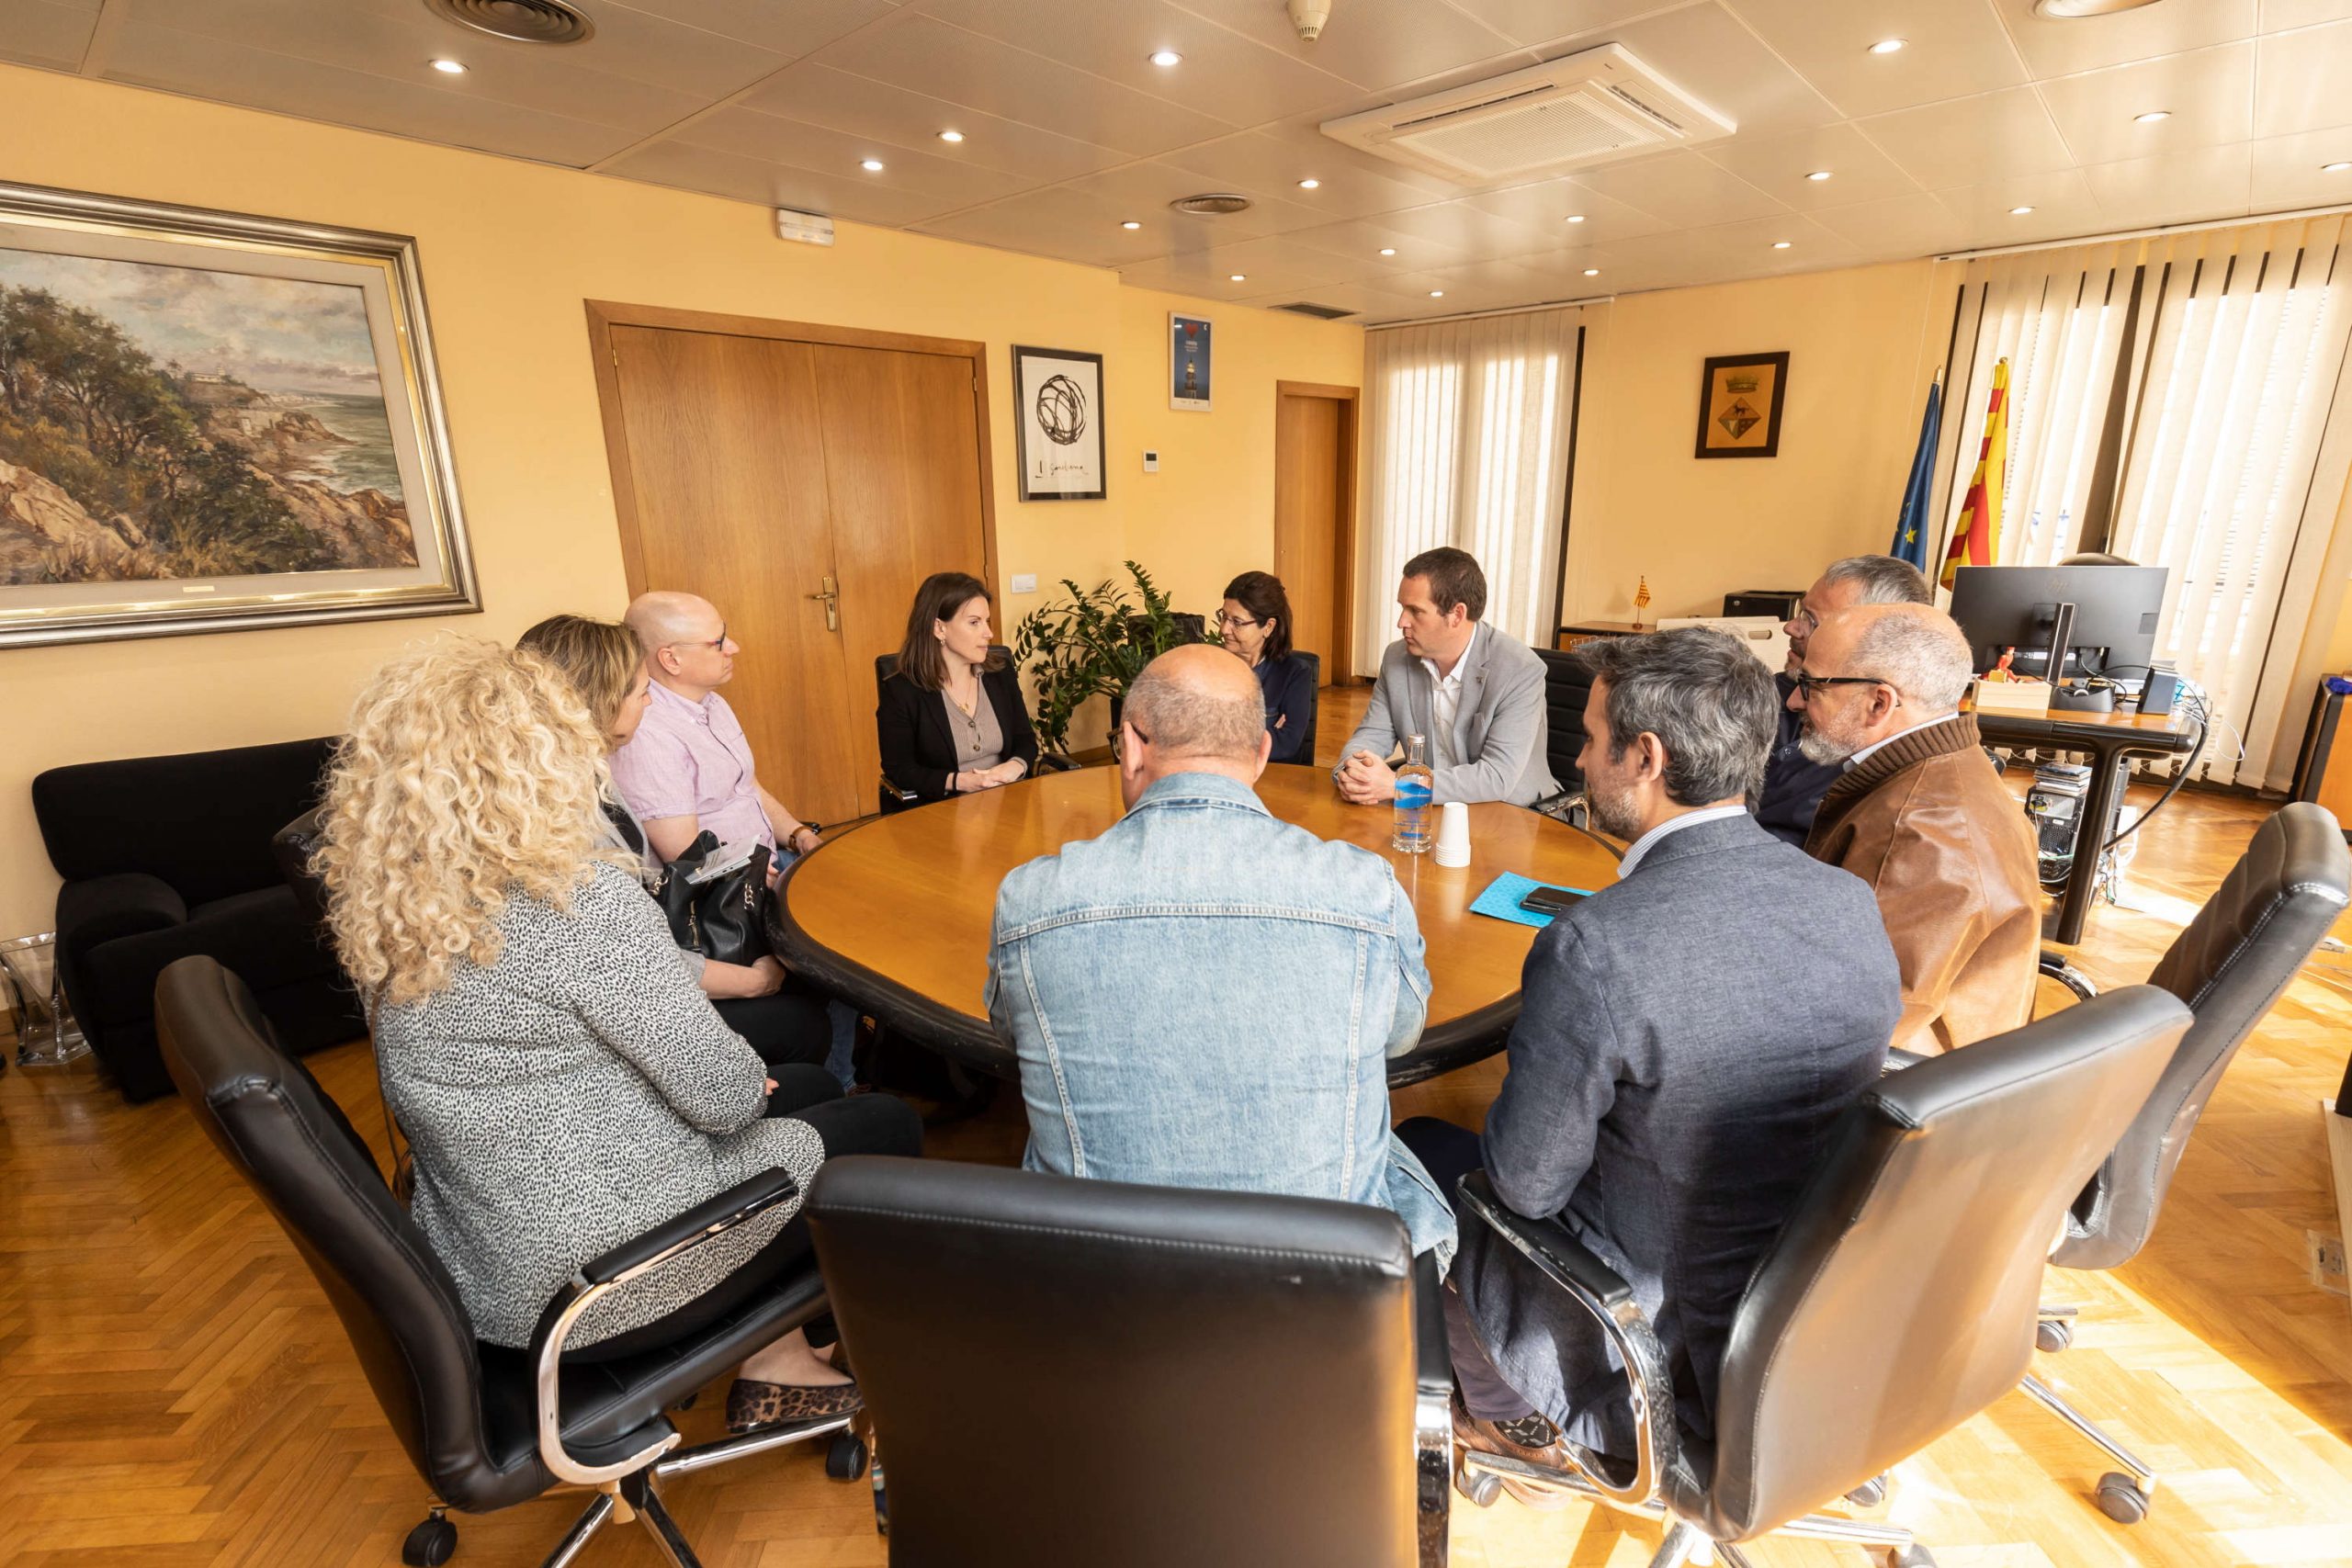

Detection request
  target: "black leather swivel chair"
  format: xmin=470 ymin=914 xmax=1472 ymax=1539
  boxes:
xmin=1282 ymin=649 xmax=1322 ymax=763
xmin=1454 ymin=986 xmax=2189 ymax=1568
xmin=875 ymin=648 xmax=1072 ymax=815
xmin=1531 ymin=648 xmax=1600 ymax=831
xmin=2018 ymin=802 xmax=2349 ymax=1523
xmin=155 ymin=955 xmax=865 ymax=1568
xmin=806 ymin=1156 xmax=1451 ymax=1567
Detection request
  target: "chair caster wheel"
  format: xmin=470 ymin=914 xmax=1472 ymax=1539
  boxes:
xmin=1844 ymin=1474 xmax=1887 ymax=1508
xmin=1455 ymin=1469 xmax=1502 ymax=1508
xmin=1881 ymin=1548 xmax=1935 ymax=1568
xmin=2036 ymin=1319 xmax=2075 ymax=1353
xmin=2096 ymin=1473 xmax=2151 ymax=1524
xmin=826 ymin=1433 xmax=869 ymax=1480
xmin=401 ymin=1514 xmax=458 ymax=1566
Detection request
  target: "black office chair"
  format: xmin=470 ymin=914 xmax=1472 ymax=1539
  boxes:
xmin=1281 ymin=649 xmax=1321 ymax=763
xmin=2018 ymin=802 xmax=2349 ymax=1522
xmin=1454 ymin=986 xmax=2189 ymax=1567
xmin=155 ymin=955 xmax=864 ymax=1568
xmin=875 ymin=648 xmax=1073 ymax=814
xmin=1530 ymin=648 xmax=1599 ymax=831
xmin=806 ymin=1156 xmax=1451 ymax=1567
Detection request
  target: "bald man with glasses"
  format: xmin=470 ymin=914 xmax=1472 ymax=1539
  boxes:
xmin=1792 ymin=603 xmax=2041 ymax=1055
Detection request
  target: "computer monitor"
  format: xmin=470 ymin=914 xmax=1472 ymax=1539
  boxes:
xmin=1947 ymin=564 xmax=2168 ymax=682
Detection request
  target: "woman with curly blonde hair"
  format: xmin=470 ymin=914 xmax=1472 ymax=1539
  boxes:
xmin=318 ymin=637 xmax=919 ymax=1430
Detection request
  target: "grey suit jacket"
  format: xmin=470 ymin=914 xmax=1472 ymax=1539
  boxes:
xmin=1453 ymin=813 xmax=1900 ymax=1455
xmin=1333 ymin=624 xmax=1561 ymax=807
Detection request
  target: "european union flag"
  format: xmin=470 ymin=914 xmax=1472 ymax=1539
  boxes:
xmin=1892 ymin=378 xmax=1940 ymax=571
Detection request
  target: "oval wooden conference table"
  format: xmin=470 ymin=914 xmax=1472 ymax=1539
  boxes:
xmin=769 ymin=764 xmax=1621 ymax=1087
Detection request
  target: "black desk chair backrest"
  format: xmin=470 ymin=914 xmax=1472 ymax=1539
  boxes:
xmin=2054 ymin=801 xmax=2348 ymax=1271
xmin=808 ymin=1156 xmax=1441 ymax=1568
xmin=1533 ymin=648 xmax=1593 ymax=792
xmin=1283 ymin=649 xmax=1320 ymax=761
xmin=274 ymin=804 xmax=332 ymax=931
xmin=1690 ymin=986 xmax=2188 ymax=1540
xmin=153 ymin=954 xmax=514 ymax=1508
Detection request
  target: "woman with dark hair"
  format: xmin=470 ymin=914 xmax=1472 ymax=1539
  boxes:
xmin=877 ymin=571 xmax=1042 ymax=804
xmin=1219 ymin=570 xmax=1317 ymax=764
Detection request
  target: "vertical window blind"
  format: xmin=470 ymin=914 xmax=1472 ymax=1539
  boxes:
xmin=1358 ymin=307 xmax=1582 ymax=675
xmin=1941 ymin=214 xmax=2352 ymax=787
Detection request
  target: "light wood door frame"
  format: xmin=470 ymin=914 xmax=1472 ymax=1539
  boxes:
xmin=583 ymin=301 xmax=1001 ymax=600
xmin=1273 ymin=379 xmax=1361 ymax=684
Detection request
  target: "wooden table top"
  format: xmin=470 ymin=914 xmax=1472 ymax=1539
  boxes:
xmin=771 ymin=764 xmax=1623 ymax=1084
xmin=1967 ymin=696 xmax=2200 ymax=750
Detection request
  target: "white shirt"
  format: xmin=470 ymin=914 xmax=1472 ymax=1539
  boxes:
xmin=1418 ymin=621 xmax=1480 ymax=770
xmin=1616 ymin=803 xmax=1751 ymax=878
xmin=1842 ymin=712 xmax=1965 ymax=772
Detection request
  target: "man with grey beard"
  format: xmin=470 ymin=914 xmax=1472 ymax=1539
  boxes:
xmin=1398 ymin=628 xmax=1899 ymax=1496
xmin=1794 ymin=603 xmax=2042 ymax=1055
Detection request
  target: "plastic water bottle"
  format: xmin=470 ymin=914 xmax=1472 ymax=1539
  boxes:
xmin=1393 ymin=733 xmax=1433 ymax=854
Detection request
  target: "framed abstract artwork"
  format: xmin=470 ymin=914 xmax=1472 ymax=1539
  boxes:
xmin=1012 ymin=344 xmax=1105 ymax=501
xmin=0 ymin=179 xmax=478 ymax=647
xmin=1169 ymin=312 xmax=1212 ymax=412
xmin=1694 ymin=351 xmax=1790 ymax=460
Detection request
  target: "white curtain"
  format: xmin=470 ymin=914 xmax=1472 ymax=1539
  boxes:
xmin=1945 ymin=215 xmax=2352 ymax=785
xmin=1358 ymin=307 xmax=1582 ymax=675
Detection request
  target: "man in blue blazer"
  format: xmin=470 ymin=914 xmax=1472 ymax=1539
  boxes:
xmin=1334 ymin=547 xmax=1559 ymax=807
xmin=1400 ymin=628 xmax=1900 ymax=1493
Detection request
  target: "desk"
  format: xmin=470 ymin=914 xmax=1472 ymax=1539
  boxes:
xmin=1970 ymin=704 xmax=2200 ymax=945
xmin=769 ymin=765 xmax=1622 ymax=1087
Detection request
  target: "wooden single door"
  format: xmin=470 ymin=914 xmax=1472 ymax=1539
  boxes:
xmin=595 ymin=310 xmax=996 ymax=828
xmin=1273 ymin=381 xmax=1360 ymax=682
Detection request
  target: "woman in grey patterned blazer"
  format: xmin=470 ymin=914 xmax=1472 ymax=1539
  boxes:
xmin=316 ymin=638 xmax=919 ymax=1431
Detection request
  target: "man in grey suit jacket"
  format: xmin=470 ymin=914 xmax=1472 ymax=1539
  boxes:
xmin=1334 ymin=547 xmax=1560 ymax=807
xmin=1397 ymin=628 xmax=1900 ymax=1489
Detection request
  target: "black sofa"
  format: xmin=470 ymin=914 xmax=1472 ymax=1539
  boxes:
xmin=32 ymin=737 xmax=365 ymax=1102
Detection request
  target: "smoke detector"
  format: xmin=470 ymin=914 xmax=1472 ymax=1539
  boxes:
xmin=1170 ymin=193 xmax=1252 ymax=215
xmin=1322 ymin=43 xmax=1732 ymax=185
xmin=424 ymin=0 xmax=594 ymax=44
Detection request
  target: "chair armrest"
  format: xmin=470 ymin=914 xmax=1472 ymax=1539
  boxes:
xmin=528 ymin=1166 xmax=803 ymax=1485
xmin=1454 ymin=1171 xmax=1673 ymax=1507
xmin=2039 ymin=950 xmax=2098 ymax=1002
xmin=1882 ymin=1047 xmax=1930 ymax=1074
xmin=877 ymin=772 xmax=921 ymax=806
xmin=58 ymin=873 xmax=187 ymax=957
xmin=1410 ymin=1251 xmax=1452 ymax=1568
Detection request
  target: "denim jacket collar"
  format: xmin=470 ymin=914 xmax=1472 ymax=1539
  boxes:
xmin=1126 ymin=770 xmax=1272 ymax=818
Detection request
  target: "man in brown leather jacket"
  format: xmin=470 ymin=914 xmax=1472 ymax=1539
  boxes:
xmin=1795 ymin=604 xmax=2041 ymax=1055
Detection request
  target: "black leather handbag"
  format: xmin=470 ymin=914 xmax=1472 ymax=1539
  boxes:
xmin=653 ymin=829 xmax=773 ymax=965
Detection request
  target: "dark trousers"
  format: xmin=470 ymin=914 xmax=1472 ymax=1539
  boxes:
xmin=712 ymin=977 xmax=835 ymax=1069
xmin=1396 ymin=1115 xmax=1539 ymax=1423
xmin=569 ymin=1069 xmax=922 ymax=1361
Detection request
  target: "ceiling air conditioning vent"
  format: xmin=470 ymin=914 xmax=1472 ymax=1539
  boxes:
xmin=1273 ymin=301 xmax=1356 ymax=320
xmin=1320 ymin=44 xmax=1733 ymax=185
xmin=424 ymin=0 xmax=595 ymax=45
xmin=1170 ymin=193 xmax=1252 ymax=215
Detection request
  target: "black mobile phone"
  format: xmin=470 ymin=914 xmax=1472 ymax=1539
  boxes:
xmin=1518 ymin=886 xmax=1587 ymax=915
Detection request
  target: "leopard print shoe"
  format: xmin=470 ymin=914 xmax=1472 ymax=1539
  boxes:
xmin=726 ymin=1376 xmax=863 ymax=1434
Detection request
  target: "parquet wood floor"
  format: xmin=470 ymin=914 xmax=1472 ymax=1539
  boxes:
xmin=4 ymin=683 xmax=2348 ymax=1566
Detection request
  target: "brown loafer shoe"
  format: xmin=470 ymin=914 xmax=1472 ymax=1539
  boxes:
xmin=1452 ymin=1397 xmax=1577 ymax=1511
xmin=726 ymin=1377 xmax=863 ymax=1434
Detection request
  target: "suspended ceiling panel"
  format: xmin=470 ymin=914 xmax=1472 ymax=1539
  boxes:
xmin=3 ymin=0 xmax=2348 ymax=324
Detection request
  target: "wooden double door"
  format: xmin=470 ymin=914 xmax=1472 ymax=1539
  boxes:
xmin=589 ymin=306 xmax=997 ymax=828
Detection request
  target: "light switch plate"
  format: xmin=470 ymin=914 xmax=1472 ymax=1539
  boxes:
xmin=1011 ymin=572 xmax=1038 ymax=593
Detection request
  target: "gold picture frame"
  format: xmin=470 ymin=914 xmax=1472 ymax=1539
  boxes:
xmin=0 ymin=180 xmax=478 ymax=648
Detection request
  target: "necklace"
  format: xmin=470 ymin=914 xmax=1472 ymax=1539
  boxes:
xmin=947 ymin=682 xmax=980 ymax=736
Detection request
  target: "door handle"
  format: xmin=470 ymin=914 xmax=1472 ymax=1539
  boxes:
xmin=806 ymin=573 xmax=839 ymax=633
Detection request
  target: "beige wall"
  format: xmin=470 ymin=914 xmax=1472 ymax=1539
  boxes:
xmin=1559 ymin=260 xmax=1951 ymax=627
xmin=0 ymin=65 xmax=1361 ymax=934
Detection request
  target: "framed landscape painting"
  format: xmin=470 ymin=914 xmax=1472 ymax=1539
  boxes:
xmin=0 ymin=180 xmax=478 ymax=648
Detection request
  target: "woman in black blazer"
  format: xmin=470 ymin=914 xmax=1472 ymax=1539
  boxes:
xmin=877 ymin=572 xmax=1041 ymax=804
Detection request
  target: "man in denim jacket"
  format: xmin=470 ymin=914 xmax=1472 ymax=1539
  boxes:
xmin=986 ymin=644 xmax=1455 ymax=1265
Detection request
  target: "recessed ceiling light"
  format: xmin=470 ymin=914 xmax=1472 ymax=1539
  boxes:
xmin=1378 ymin=247 xmax=1396 ymax=256
xmin=860 ymin=158 xmax=885 ymax=173
xmin=1869 ymin=38 xmax=1905 ymax=54
xmin=1229 ymin=273 xmax=1247 ymax=282
xmin=1582 ymin=267 xmax=1600 ymax=276
xmin=2036 ymin=0 xmax=2165 ymax=16
xmin=429 ymin=58 xmax=467 ymax=73
xmin=2132 ymin=110 xmax=2170 ymax=124
xmin=1771 ymin=240 xmax=1792 ymax=249
xmin=1297 ymin=177 xmax=1320 ymax=189
xmin=1121 ymin=220 xmax=1142 ymax=230
xmin=937 ymin=130 xmax=965 ymax=143
xmin=1565 ymin=213 xmax=1587 ymax=223
xmin=1149 ymin=49 xmax=1182 ymax=66
xmin=1804 ymin=170 xmax=1832 ymax=182
xmin=2010 ymin=204 xmax=2036 ymax=214
xmin=2326 ymin=162 xmax=2352 ymax=174
xmin=1429 ymin=290 xmax=1444 ymax=298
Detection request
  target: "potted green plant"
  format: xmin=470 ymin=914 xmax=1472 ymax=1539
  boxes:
xmin=1012 ymin=560 xmax=1200 ymax=758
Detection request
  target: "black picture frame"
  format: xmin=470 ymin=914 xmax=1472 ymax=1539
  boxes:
xmin=1694 ymin=351 xmax=1790 ymax=460
xmin=1012 ymin=344 xmax=1107 ymax=501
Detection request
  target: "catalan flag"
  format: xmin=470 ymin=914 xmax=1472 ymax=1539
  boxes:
xmin=1940 ymin=357 xmax=2007 ymax=588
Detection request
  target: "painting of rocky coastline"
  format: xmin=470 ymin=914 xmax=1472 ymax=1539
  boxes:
xmin=0 ymin=250 xmax=418 ymax=584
